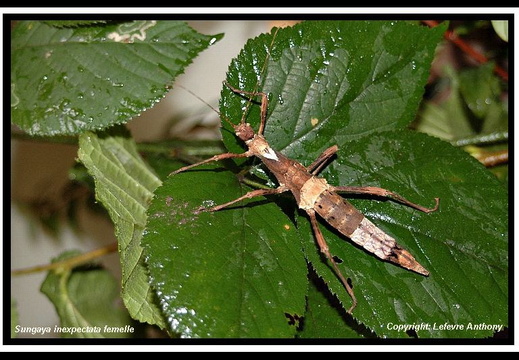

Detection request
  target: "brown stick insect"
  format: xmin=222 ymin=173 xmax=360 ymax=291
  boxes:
xmin=169 ymin=32 xmax=439 ymax=314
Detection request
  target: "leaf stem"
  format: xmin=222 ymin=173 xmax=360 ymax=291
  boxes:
xmin=11 ymin=242 xmax=118 ymax=276
xmin=137 ymin=140 xmax=225 ymax=157
xmin=450 ymin=131 xmax=508 ymax=147
xmin=240 ymin=176 xmax=274 ymax=190
xmin=11 ymin=130 xmax=226 ymax=163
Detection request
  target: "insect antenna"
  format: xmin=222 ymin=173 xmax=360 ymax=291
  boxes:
xmin=176 ymin=26 xmax=281 ymax=136
xmin=175 ymin=83 xmax=239 ymax=132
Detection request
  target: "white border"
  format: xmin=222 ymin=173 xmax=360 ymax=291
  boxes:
xmin=3 ymin=7 xmax=515 ymax=352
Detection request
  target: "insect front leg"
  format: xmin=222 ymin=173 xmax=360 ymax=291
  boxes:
xmin=333 ymin=186 xmax=440 ymax=213
xmin=307 ymin=208 xmax=357 ymax=314
xmin=169 ymin=151 xmax=252 ymax=177
xmin=197 ymin=185 xmax=289 ymax=213
xmin=224 ymin=81 xmax=269 ymax=136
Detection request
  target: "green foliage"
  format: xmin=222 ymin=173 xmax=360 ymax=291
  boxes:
xmin=221 ymin=21 xmax=444 ymax=157
xmin=142 ymin=21 xmax=508 ymax=338
xmin=77 ymin=128 xmax=165 ymax=329
xmin=11 ymin=20 xmax=508 ymax=340
xmin=144 ymin=162 xmax=308 ymax=337
xmin=300 ymin=130 xmax=507 ymax=338
xmin=11 ymin=20 xmax=221 ymax=135
xmin=40 ymin=250 xmax=133 ymax=338
xmin=416 ymin=63 xmax=507 ymax=141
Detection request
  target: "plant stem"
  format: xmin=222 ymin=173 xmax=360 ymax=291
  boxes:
xmin=11 ymin=131 xmax=78 ymax=145
xmin=422 ymin=20 xmax=509 ymax=81
xmin=137 ymin=140 xmax=225 ymax=157
xmin=241 ymin=176 xmax=274 ymax=190
xmin=11 ymin=242 xmax=118 ymax=276
xmin=473 ymin=149 xmax=508 ymax=168
xmin=11 ymin=130 xmax=226 ymax=166
xmin=450 ymin=131 xmax=508 ymax=147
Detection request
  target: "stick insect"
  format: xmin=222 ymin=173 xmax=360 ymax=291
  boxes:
xmin=169 ymin=31 xmax=439 ymax=314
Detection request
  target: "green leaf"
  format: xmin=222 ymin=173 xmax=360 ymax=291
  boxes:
xmin=40 ymin=250 xmax=133 ymax=338
xmin=77 ymin=128 xmax=165 ymax=329
xmin=220 ymin=20 xmax=446 ymax=161
xmin=142 ymin=163 xmax=308 ymax=338
xmin=11 ymin=20 xmax=221 ymax=136
xmin=491 ymin=20 xmax=508 ymax=42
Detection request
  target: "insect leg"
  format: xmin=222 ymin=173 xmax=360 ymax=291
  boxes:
xmin=333 ymin=186 xmax=440 ymax=213
xmin=306 ymin=145 xmax=339 ymax=175
xmin=169 ymin=151 xmax=252 ymax=177
xmin=307 ymin=208 xmax=357 ymax=314
xmin=223 ymin=81 xmax=269 ymax=136
xmin=199 ymin=185 xmax=288 ymax=213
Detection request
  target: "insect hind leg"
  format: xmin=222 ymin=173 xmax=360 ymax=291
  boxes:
xmin=307 ymin=208 xmax=357 ymax=314
xmin=333 ymin=186 xmax=440 ymax=213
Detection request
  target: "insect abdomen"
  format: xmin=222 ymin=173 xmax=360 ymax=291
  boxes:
xmin=313 ymin=189 xmax=364 ymax=236
xmin=313 ymin=189 xmax=429 ymax=276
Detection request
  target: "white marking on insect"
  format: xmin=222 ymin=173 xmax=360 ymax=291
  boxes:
xmin=250 ymin=138 xmax=279 ymax=161
xmin=262 ymin=146 xmax=279 ymax=161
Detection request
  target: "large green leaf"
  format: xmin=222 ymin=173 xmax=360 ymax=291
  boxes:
xmin=143 ymin=163 xmax=308 ymax=337
xmin=220 ymin=20 xmax=445 ymax=160
xmin=143 ymin=20 xmax=508 ymax=338
xmin=11 ymin=20 xmax=221 ymax=136
xmin=77 ymin=128 xmax=165 ymax=329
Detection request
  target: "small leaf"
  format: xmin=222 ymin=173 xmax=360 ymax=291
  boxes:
xmin=40 ymin=250 xmax=132 ymax=338
xmin=142 ymin=164 xmax=308 ymax=338
xmin=11 ymin=20 xmax=221 ymax=136
xmin=491 ymin=20 xmax=508 ymax=42
xmin=458 ymin=62 xmax=508 ymax=135
xmin=416 ymin=64 xmax=508 ymax=141
xmin=77 ymin=128 xmax=165 ymax=329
